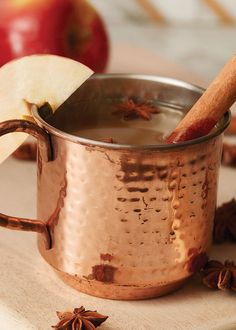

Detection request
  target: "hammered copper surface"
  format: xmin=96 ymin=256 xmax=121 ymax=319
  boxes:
xmin=37 ymin=133 xmax=222 ymax=293
xmin=34 ymin=76 xmax=228 ymax=300
xmin=0 ymin=75 xmax=229 ymax=300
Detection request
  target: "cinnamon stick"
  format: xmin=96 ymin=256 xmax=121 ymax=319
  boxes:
xmin=167 ymin=55 xmax=236 ymax=143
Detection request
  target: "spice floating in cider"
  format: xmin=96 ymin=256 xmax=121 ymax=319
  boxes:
xmin=113 ymin=98 xmax=160 ymax=120
xmin=69 ymin=101 xmax=183 ymax=145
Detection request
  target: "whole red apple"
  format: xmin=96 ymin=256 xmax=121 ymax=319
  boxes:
xmin=0 ymin=0 xmax=109 ymax=72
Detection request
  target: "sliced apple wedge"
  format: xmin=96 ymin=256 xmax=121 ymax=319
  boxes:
xmin=0 ymin=54 xmax=93 ymax=163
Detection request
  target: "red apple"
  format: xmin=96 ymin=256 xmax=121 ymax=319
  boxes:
xmin=0 ymin=0 xmax=109 ymax=72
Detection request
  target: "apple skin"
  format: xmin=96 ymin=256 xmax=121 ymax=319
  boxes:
xmin=0 ymin=0 xmax=109 ymax=72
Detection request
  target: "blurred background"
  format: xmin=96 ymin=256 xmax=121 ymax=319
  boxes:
xmin=91 ymin=0 xmax=236 ymax=82
xmin=1 ymin=0 xmax=236 ymax=84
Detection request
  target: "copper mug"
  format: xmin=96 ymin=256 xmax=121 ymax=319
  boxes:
xmin=0 ymin=75 xmax=229 ymax=300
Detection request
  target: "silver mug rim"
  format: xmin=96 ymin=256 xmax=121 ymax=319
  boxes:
xmin=32 ymin=74 xmax=231 ymax=151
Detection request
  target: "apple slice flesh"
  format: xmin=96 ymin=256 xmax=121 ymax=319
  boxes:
xmin=0 ymin=54 xmax=93 ymax=163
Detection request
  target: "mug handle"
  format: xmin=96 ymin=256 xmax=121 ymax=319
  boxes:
xmin=0 ymin=119 xmax=53 ymax=250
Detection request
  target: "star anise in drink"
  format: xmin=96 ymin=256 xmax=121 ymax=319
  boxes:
xmin=52 ymin=306 xmax=108 ymax=330
xmin=214 ymin=199 xmax=236 ymax=243
xmin=113 ymin=98 xmax=160 ymax=120
xmin=200 ymin=259 xmax=236 ymax=291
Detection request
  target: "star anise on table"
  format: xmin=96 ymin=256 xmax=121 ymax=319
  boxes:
xmin=213 ymin=199 xmax=236 ymax=243
xmin=113 ymin=98 xmax=160 ymax=120
xmin=200 ymin=259 xmax=236 ymax=291
xmin=52 ymin=306 xmax=108 ymax=330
